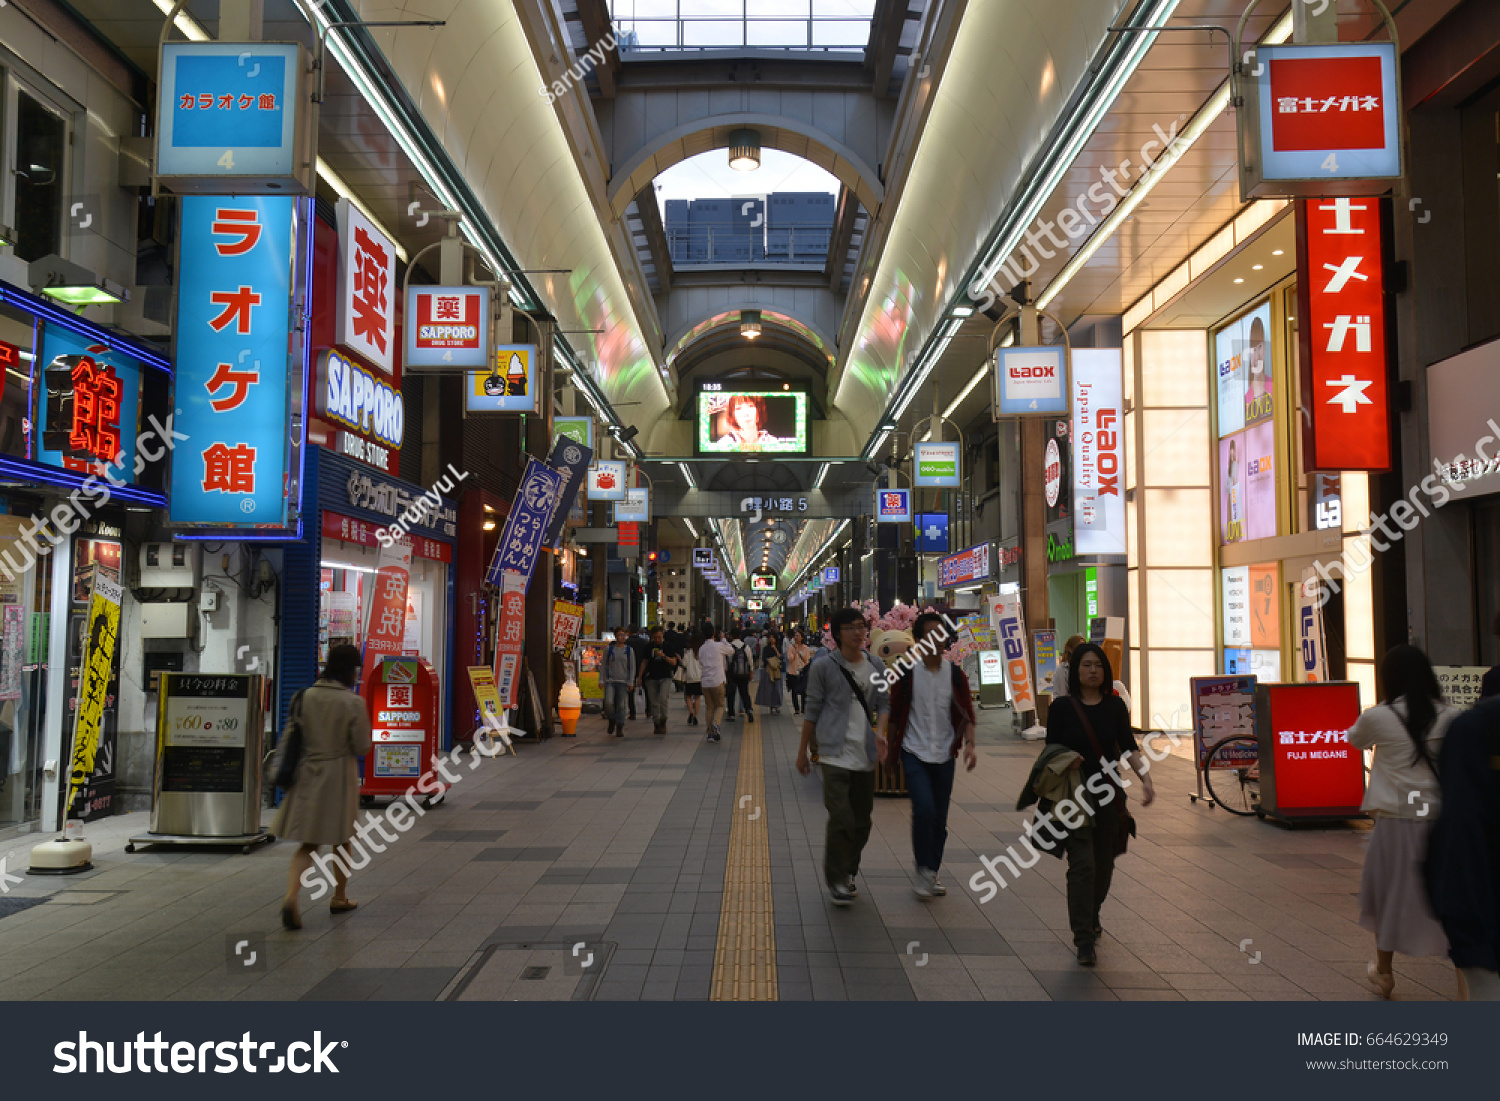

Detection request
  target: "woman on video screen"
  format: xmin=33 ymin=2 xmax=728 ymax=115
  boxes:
xmin=717 ymin=394 xmax=774 ymax=448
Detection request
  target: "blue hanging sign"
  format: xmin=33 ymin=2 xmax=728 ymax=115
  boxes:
xmin=486 ymin=457 xmax=565 ymax=586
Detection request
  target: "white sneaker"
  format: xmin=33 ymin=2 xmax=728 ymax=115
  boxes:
xmin=930 ymin=875 xmax=946 ymax=896
xmin=912 ymin=867 xmax=937 ymax=899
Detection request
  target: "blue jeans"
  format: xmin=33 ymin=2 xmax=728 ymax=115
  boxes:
xmin=604 ymin=682 xmax=630 ymax=726
xmin=902 ymin=750 xmax=955 ymax=874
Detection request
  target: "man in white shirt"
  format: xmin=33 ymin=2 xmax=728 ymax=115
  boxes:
xmin=887 ymin=612 xmax=977 ymax=898
xmin=697 ymin=629 xmax=735 ymax=742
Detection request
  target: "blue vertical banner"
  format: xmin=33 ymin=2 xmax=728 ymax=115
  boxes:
xmin=543 ymin=433 xmax=593 ymax=548
xmin=171 ymin=195 xmax=295 ymax=525
xmin=487 ymin=457 xmax=565 ymax=587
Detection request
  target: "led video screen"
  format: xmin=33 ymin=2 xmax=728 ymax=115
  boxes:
xmin=697 ymin=389 xmax=809 ymax=455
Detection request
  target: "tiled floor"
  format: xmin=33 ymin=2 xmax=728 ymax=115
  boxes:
xmin=0 ymin=690 xmax=1461 ymax=1001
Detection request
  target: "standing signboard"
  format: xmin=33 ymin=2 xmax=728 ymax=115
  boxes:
xmin=1254 ymin=682 xmax=1365 ymax=822
xmin=361 ymin=657 xmax=441 ymax=798
xmin=64 ymin=566 xmax=122 ymax=821
xmin=148 ymin=673 xmax=264 ymax=839
xmin=1032 ymin=630 xmax=1058 ymax=694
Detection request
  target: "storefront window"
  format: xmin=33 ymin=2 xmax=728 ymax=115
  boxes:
xmin=0 ymin=508 xmax=51 ymax=833
xmin=318 ymin=535 xmax=448 ymax=678
xmin=12 ymin=88 xmax=65 ymax=264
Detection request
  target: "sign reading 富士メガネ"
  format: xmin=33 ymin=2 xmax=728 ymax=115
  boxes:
xmin=486 ymin=457 xmax=565 ymax=587
xmin=336 ymin=199 xmax=398 ymax=375
xmin=172 ymin=196 xmax=297 ymax=526
xmin=995 ymin=346 xmax=1069 ymax=417
xmin=914 ymin=442 xmax=961 ymax=487
xmin=66 ymin=567 xmax=122 ymax=820
xmin=1072 ymin=349 xmax=1125 ymax=555
xmin=466 ymin=346 xmax=538 ymax=413
xmin=404 ymin=285 xmax=490 ymax=369
xmin=1237 ymin=43 xmax=1402 ymax=200
xmin=154 ymin=41 xmax=312 ymax=193
xmin=1255 ymin=682 xmax=1365 ymax=820
xmin=1297 ymin=198 xmax=1390 ymax=472
xmin=875 ymin=488 xmax=911 ymax=523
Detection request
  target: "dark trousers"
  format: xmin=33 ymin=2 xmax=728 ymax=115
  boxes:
xmin=901 ymin=750 xmax=955 ymax=874
xmin=1063 ymin=803 xmax=1119 ymax=947
xmin=790 ymin=670 xmax=807 ymax=712
xmin=726 ymin=675 xmax=753 ymax=717
xmin=821 ymin=765 xmax=876 ymax=888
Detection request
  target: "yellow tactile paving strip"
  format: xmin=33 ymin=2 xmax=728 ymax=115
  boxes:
xmin=709 ymin=716 xmax=778 ymax=1001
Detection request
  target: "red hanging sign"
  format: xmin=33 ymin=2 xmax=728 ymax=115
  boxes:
xmin=1296 ymin=197 xmax=1391 ymax=471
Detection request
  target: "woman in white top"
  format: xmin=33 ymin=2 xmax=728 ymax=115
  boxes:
xmin=680 ymin=633 xmax=704 ymax=727
xmin=1346 ymin=645 xmax=1462 ymax=999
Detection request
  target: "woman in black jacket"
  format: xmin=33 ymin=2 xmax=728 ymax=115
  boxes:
xmin=1044 ymin=643 xmax=1155 ymax=966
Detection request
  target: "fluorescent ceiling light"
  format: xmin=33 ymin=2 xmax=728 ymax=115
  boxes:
xmin=678 ymin=461 xmax=697 ymax=489
xmin=317 ymin=157 xmax=409 ymax=262
xmin=153 ymin=0 xmax=209 ymax=41
xmin=813 ymin=462 xmax=830 ymax=489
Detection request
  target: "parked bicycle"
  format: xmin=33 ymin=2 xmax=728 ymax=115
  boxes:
xmin=1202 ymin=735 xmax=1261 ymax=816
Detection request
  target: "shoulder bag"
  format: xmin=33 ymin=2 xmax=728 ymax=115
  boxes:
xmin=1071 ymin=697 xmax=1136 ymax=856
xmin=267 ymin=688 xmax=307 ymax=790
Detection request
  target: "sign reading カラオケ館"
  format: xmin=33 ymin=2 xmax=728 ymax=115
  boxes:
xmin=1297 ymin=197 xmax=1390 ymax=471
xmin=171 ymin=196 xmax=298 ymax=526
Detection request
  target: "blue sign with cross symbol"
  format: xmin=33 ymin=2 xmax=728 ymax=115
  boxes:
xmin=915 ymin=513 xmax=949 ymax=554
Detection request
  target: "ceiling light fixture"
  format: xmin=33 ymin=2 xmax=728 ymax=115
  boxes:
xmin=741 ymin=309 xmax=762 ymax=339
xmin=28 ymin=255 xmax=128 ymax=307
xmin=728 ymin=129 xmax=762 ymax=172
xmin=1271 ymin=249 xmax=1285 ymax=256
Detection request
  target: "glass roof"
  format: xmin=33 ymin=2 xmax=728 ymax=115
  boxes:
xmin=610 ymin=0 xmax=876 ymax=53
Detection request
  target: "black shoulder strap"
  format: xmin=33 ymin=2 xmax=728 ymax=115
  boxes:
xmin=831 ymin=655 xmax=874 ymax=728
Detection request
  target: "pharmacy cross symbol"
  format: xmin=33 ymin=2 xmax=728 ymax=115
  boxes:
xmin=924 ymin=522 xmax=943 ymax=541
xmin=1325 ymin=374 xmax=1374 ymax=414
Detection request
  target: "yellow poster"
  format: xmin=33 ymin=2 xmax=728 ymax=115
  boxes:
xmin=66 ymin=566 xmax=122 ymax=818
xmin=467 ymin=665 xmax=504 ymax=727
xmin=576 ymin=640 xmax=606 ymax=701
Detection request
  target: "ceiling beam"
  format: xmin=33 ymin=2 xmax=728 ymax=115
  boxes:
xmin=865 ymin=0 xmax=910 ymax=99
xmin=575 ymin=0 xmax=621 ymax=98
xmin=634 ymin=185 xmax=674 ymax=293
xmin=824 ymin=187 xmax=860 ymax=291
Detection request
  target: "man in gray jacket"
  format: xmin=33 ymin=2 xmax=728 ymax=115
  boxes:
xmin=796 ymin=607 xmax=890 ymax=906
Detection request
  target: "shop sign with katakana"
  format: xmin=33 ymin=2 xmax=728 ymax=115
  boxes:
xmin=336 ymin=198 xmax=398 ymax=374
xmin=171 ymin=195 xmax=297 ymax=525
xmin=404 ymin=285 xmax=491 ymax=369
xmin=155 ymin=41 xmax=312 ymax=193
xmin=486 ymin=457 xmax=565 ymax=587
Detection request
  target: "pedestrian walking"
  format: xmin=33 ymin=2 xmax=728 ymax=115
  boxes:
xmin=756 ymin=642 xmax=783 ymax=714
xmin=681 ymin=633 xmax=704 ymax=726
xmin=1428 ymin=694 xmax=1500 ymax=999
xmin=274 ymin=644 xmax=372 ymax=930
xmin=726 ymin=630 xmax=755 ymax=721
xmin=1049 ymin=634 xmax=1086 ymax=698
xmin=796 ymin=607 xmax=890 ymax=907
xmin=888 ymin=612 xmax=978 ymax=899
xmin=603 ymin=626 xmax=637 ymax=737
xmin=1347 ymin=644 xmax=1461 ymax=999
xmin=699 ymin=628 xmax=734 ymax=742
xmin=787 ymin=630 xmax=812 ymax=715
xmin=625 ymin=625 xmax=651 ymax=720
xmin=639 ymin=626 xmax=680 ymax=735
xmin=1044 ymin=643 xmax=1154 ymax=965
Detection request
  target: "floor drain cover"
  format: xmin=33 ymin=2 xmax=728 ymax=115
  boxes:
xmin=520 ymin=966 xmax=551 ymax=981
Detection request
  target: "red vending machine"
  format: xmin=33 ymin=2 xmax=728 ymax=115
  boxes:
xmin=361 ymin=656 xmax=442 ymax=806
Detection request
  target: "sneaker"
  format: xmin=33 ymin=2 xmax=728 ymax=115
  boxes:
xmin=829 ymin=883 xmax=855 ymax=907
xmin=845 ymin=876 xmax=858 ymax=898
xmin=930 ymin=875 xmax=947 ymax=897
xmin=1077 ymin=943 xmax=1097 ymax=967
xmin=913 ymin=868 xmax=937 ymax=899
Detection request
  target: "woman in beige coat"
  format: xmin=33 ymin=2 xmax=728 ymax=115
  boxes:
xmin=274 ymin=644 xmax=372 ymax=929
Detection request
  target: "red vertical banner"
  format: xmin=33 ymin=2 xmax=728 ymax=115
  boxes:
xmin=1296 ymin=197 xmax=1391 ymax=471
xmin=494 ymin=569 xmax=526 ymax=707
xmin=363 ymin=539 xmax=412 ymax=658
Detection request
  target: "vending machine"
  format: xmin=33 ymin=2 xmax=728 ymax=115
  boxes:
xmin=361 ymin=656 xmax=442 ymax=806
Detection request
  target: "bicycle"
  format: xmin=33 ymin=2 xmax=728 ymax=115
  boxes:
xmin=1202 ymin=734 xmax=1261 ymax=816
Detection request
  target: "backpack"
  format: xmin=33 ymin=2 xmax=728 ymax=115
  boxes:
xmin=729 ymin=643 xmax=752 ymax=679
xmin=266 ymin=688 xmax=307 ymax=789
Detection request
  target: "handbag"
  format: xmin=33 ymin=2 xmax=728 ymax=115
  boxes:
xmin=673 ymin=662 xmax=687 ymax=684
xmin=267 ymin=689 xmax=307 ymax=790
xmin=1071 ymin=697 xmax=1136 ymax=856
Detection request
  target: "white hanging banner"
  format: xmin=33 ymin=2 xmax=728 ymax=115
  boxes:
xmin=1297 ymin=568 xmax=1328 ymax=683
xmin=1072 ymin=348 xmax=1125 ymax=555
